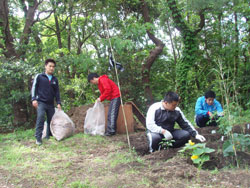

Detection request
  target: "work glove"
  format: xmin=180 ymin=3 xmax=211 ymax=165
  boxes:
xmin=195 ymin=134 xmax=206 ymax=142
xmin=163 ymin=130 xmax=173 ymax=140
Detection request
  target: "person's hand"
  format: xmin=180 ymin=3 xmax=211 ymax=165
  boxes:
xmin=208 ymin=111 xmax=213 ymax=117
xmin=32 ymin=100 xmax=38 ymax=109
xmin=96 ymin=98 xmax=101 ymax=102
xmin=195 ymin=134 xmax=206 ymax=142
xmin=162 ymin=129 xmax=173 ymax=140
xmin=57 ymin=104 xmax=62 ymax=110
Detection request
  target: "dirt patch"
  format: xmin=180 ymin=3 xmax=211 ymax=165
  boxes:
xmin=127 ymin=132 xmax=149 ymax=155
xmin=120 ymin=125 xmax=250 ymax=170
xmin=111 ymin=161 xmax=145 ymax=174
xmin=0 ymin=167 xmax=46 ymax=188
xmin=113 ymin=126 xmax=250 ymax=187
xmin=67 ymin=104 xmax=93 ymax=133
xmin=232 ymin=123 xmax=250 ymax=134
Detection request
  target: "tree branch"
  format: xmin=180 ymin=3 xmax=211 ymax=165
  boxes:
xmin=0 ymin=0 xmax=17 ymax=58
xmin=141 ymin=0 xmax=164 ymax=69
xmin=19 ymin=0 xmax=40 ymax=46
xmin=140 ymin=0 xmax=165 ymax=103
xmin=166 ymin=0 xmax=188 ymax=34
xmin=194 ymin=10 xmax=205 ymax=35
xmin=34 ymin=9 xmax=54 ymax=24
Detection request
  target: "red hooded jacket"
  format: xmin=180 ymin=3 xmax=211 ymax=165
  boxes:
xmin=98 ymin=75 xmax=120 ymax=102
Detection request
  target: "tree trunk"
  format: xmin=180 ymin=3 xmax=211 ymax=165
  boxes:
xmin=166 ymin=0 xmax=205 ymax=105
xmin=67 ymin=0 xmax=73 ymax=52
xmin=141 ymin=0 xmax=165 ymax=105
xmin=13 ymin=100 xmax=29 ymax=127
xmin=0 ymin=0 xmax=17 ymax=58
xmin=233 ymin=9 xmax=239 ymax=77
xmin=54 ymin=14 xmax=64 ymax=57
xmin=19 ymin=1 xmax=39 ymax=53
xmin=11 ymin=77 xmax=29 ymax=127
xmin=166 ymin=18 xmax=177 ymax=65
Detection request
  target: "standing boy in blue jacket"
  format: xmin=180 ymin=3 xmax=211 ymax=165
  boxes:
xmin=31 ymin=59 xmax=61 ymax=145
xmin=195 ymin=90 xmax=223 ymax=127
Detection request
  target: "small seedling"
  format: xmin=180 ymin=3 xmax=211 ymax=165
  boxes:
xmin=159 ymin=138 xmax=175 ymax=151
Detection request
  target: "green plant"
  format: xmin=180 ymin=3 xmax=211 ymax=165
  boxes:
xmin=218 ymin=116 xmax=233 ymax=136
xmin=223 ymin=133 xmax=250 ymax=157
xmin=179 ymin=140 xmax=215 ymax=169
xmin=70 ymin=180 xmax=94 ymax=188
xmin=159 ymin=138 xmax=175 ymax=150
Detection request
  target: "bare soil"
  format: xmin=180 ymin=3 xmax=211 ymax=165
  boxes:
xmin=108 ymin=125 xmax=250 ymax=188
xmin=67 ymin=105 xmax=250 ymax=187
xmin=67 ymin=104 xmax=94 ymax=133
xmin=123 ymin=126 xmax=250 ymax=169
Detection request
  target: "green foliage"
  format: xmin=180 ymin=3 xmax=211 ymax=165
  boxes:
xmin=65 ymin=74 xmax=95 ymax=104
xmin=159 ymin=138 xmax=175 ymax=150
xmin=1 ymin=0 xmax=250 ymax=132
xmin=0 ymin=129 xmax=34 ymax=143
xmin=0 ymin=59 xmax=36 ymax=130
xmin=179 ymin=140 xmax=215 ymax=169
xmin=53 ymin=54 xmax=97 ymax=111
xmin=223 ymin=133 xmax=250 ymax=157
xmin=216 ymin=104 xmax=249 ymax=136
xmin=186 ymin=0 xmax=230 ymax=12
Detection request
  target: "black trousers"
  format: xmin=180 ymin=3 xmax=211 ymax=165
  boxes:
xmin=147 ymin=129 xmax=191 ymax=152
xmin=107 ymin=97 xmax=121 ymax=134
xmin=195 ymin=114 xmax=218 ymax=127
xmin=35 ymin=102 xmax=55 ymax=141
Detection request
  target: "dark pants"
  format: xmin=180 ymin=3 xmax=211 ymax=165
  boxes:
xmin=195 ymin=114 xmax=218 ymax=128
xmin=35 ymin=102 xmax=55 ymax=141
xmin=147 ymin=129 xmax=191 ymax=152
xmin=107 ymin=97 xmax=121 ymax=134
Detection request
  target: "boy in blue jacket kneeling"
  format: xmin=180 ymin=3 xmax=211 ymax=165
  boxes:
xmin=195 ymin=90 xmax=223 ymax=127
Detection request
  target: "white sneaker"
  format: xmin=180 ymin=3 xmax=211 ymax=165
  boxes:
xmin=36 ymin=140 xmax=42 ymax=145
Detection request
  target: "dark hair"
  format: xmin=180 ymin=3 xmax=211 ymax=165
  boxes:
xmin=87 ymin=73 xmax=99 ymax=82
xmin=164 ymin=91 xmax=179 ymax=103
xmin=45 ymin=59 xmax=56 ymax=66
xmin=205 ymin=90 xmax=216 ymax=99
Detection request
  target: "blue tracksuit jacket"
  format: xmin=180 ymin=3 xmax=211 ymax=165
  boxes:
xmin=195 ymin=96 xmax=223 ymax=116
xmin=31 ymin=73 xmax=61 ymax=105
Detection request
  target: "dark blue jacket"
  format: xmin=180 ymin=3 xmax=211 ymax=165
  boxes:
xmin=31 ymin=73 xmax=61 ymax=105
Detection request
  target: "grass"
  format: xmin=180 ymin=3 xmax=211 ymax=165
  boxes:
xmin=0 ymin=129 xmax=149 ymax=188
xmin=137 ymin=177 xmax=151 ymax=187
xmin=0 ymin=129 xmax=250 ymax=188
xmin=69 ymin=180 xmax=95 ymax=188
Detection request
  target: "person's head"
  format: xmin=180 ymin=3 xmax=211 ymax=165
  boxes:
xmin=45 ymin=59 xmax=56 ymax=75
xmin=88 ymin=73 xmax=99 ymax=85
xmin=204 ymin=90 xmax=216 ymax=106
xmin=162 ymin=91 xmax=179 ymax=111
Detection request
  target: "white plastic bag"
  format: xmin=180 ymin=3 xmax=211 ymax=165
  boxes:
xmin=84 ymin=101 xmax=105 ymax=135
xmin=50 ymin=109 xmax=75 ymax=141
xmin=42 ymin=121 xmax=48 ymax=139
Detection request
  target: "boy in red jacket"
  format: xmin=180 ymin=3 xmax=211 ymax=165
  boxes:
xmin=88 ymin=73 xmax=121 ymax=136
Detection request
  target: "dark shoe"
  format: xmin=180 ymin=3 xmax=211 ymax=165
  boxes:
xmin=105 ymin=132 xmax=116 ymax=136
xmin=44 ymin=136 xmax=50 ymax=140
